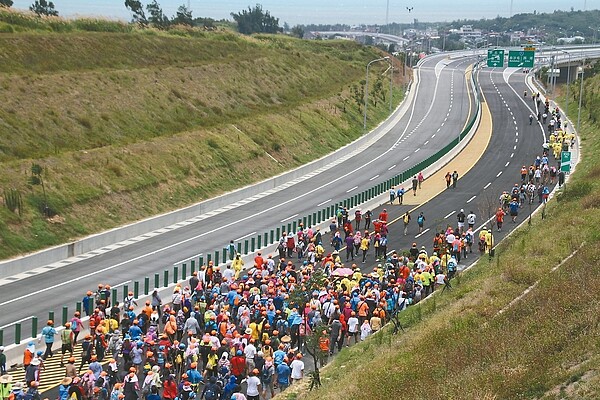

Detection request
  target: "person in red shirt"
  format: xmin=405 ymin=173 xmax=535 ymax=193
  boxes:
xmin=378 ymin=209 xmax=388 ymax=223
xmin=495 ymin=208 xmax=506 ymax=232
xmin=254 ymin=252 xmax=264 ymax=270
xmin=231 ymin=350 xmax=247 ymax=383
xmin=162 ymin=374 xmax=178 ymax=400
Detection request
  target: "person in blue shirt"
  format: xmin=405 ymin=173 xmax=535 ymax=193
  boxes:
xmin=509 ymin=199 xmax=519 ymax=222
xmin=276 ymin=361 xmax=291 ymax=392
xmin=128 ymin=320 xmax=142 ymax=341
xmin=40 ymin=320 xmax=57 ymax=360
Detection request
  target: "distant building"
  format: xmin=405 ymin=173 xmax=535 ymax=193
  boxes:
xmin=557 ymin=36 xmax=585 ymax=44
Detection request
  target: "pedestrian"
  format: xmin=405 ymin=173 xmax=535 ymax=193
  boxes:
xmin=416 ymin=212 xmax=425 ymax=233
xmin=389 ymin=187 xmax=396 ymax=204
xmin=495 ymin=208 xmax=505 ymax=231
xmin=245 ymin=369 xmax=261 ymax=400
xmin=40 ymin=319 xmax=57 ymax=360
xmin=360 ymin=234 xmax=370 ymax=263
xmin=417 ymin=171 xmax=424 ymax=189
xmin=402 ymin=212 xmax=411 ymax=236
xmin=0 ymin=346 xmax=5 ymax=376
xmin=452 ymin=171 xmax=459 ymax=189
xmin=445 ymin=172 xmax=451 ymax=189
xmin=354 ymin=209 xmax=362 ymax=231
xmin=396 ymin=187 xmax=405 ymax=205
xmin=529 ymin=114 xmax=533 ymax=125
xmin=60 ymin=322 xmax=74 ymax=367
xmin=412 ymin=176 xmax=418 ymax=196
xmin=289 ymin=354 xmax=304 ymax=384
xmin=509 ymin=199 xmax=519 ymax=222
xmin=364 ymin=210 xmax=372 ymax=230
xmin=456 ymin=209 xmax=466 ymax=234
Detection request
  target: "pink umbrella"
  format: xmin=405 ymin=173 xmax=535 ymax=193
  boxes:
xmin=331 ymin=267 xmax=354 ymax=277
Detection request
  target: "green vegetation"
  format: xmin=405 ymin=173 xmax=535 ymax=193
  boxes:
xmin=0 ymin=11 xmax=406 ymax=259
xmin=288 ymin=75 xmax=600 ymax=399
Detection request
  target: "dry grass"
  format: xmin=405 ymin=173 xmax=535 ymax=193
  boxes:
xmin=0 ymin=26 xmax=408 ymax=258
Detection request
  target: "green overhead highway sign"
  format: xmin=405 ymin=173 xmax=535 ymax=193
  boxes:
xmin=508 ymin=50 xmax=535 ymax=68
xmin=487 ymin=49 xmax=505 ymax=67
xmin=561 ymin=151 xmax=572 ymax=173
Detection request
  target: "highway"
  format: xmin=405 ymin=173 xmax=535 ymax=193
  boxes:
xmin=0 ymin=53 xmax=478 ymax=343
xmin=14 ymin=59 xmax=559 ymax=399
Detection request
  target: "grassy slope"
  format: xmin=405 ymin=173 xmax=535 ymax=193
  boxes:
xmin=0 ymin=24 xmax=405 ymax=259
xmin=292 ymin=77 xmax=600 ymax=399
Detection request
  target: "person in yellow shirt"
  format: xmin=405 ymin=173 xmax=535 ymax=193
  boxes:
xmin=360 ymin=236 xmax=370 ymax=264
xmin=421 ymin=269 xmax=432 ymax=296
xmin=232 ymin=254 xmax=244 ymax=280
xmin=370 ymin=310 xmax=382 ymax=333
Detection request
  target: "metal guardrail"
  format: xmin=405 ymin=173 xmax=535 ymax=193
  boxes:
xmin=0 ymin=63 xmax=482 ymax=347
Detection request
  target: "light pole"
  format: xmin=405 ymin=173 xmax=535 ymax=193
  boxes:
xmin=562 ymin=50 xmax=571 ymax=114
xmin=364 ymin=56 xmax=390 ymax=131
xmin=577 ymin=58 xmax=585 ymax=133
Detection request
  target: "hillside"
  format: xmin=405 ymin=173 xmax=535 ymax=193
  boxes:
xmin=0 ymin=11 xmax=405 ymax=259
xmin=289 ymin=76 xmax=600 ymax=398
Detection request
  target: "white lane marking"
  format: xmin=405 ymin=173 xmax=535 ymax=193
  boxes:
xmin=317 ymin=198 xmax=332 ymax=207
xmin=444 ymin=210 xmax=456 ymax=219
xmin=431 ymin=134 xmax=436 ymax=138
xmin=234 ymin=231 xmax=257 ymax=241
xmin=0 ymin=316 xmax=35 ymax=330
xmin=112 ymin=280 xmax=131 ymax=289
xmin=369 ymin=175 xmax=379 ymax=181
xmin=403 ymin=156 xmax=410 ymax=161
xmin=388 ymin=164 xmax=396 ymax=171
xmin=515 ymin=138 xmax=518 ymax=143
xmin=415 ymin=228 xmax=430 ymax=238
xmin=467 ymin=195 xmax=477 ymax=203
xmin=497 ymin=171 xmax=503 ymax=177
xmin=484 ymin=182 xmax=492 ymax=189
xmin=505 ymin=161 xmax=510 ymax=167
xmin=346 ymin=186 xmax=358 ymax=193
xmin=424 ymin=140 xmax=429 ymax=145
xmin=414 ymin=148 xmax=420 ymax=153
xmin=280 ymin=214 xmax=298 ymax=223
xmin=513 ymin=145 xmax=517 ymax=150
xmin=510 ymin=152 xmax=514 ymax=158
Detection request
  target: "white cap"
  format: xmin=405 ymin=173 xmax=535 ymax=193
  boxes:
xmin=460 ymin=209 xmax=464 ymax=212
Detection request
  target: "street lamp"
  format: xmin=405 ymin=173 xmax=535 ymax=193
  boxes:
xmin=577 ymin=58 xmax=585 ymax=133
xmin=363 ymin=56 xmax=390 ymax=130
xmin=561 ymin=50 xmax=571 ymax=115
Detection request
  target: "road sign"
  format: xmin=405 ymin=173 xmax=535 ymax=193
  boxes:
xmin=487 ymin=49 xmax=505 ymax=67
xmin=508 ymin=50 xmax=535 ymax=68
xmin=561 ymin=151 xmax=572 ymax=173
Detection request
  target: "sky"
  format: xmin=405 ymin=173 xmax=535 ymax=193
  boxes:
xmin=10 ymin=0 xmax=599 ymax=26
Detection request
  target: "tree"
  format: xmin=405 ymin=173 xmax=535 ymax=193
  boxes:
xmin=124 ymin=0 xmax=147 ymax=25
xmin=146 ymin=0 xmax=170 ymax=29
xmin=291 ymin=25 xmax=304 ymax=38
xmin=29 ymin=0 xmax=58 ymax=16
xmin=29 ymin=163 xmax=50 ymax=217
xmin=230 ymin=4 xmax=280 ymax=35
xmin=172 ymin=4 xmax=193 ymax=26
xmin=0 ymin=0 xmax=14 ymax=8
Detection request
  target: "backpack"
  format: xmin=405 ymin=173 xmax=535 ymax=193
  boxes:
xmin=71 ymin=319 xmax=78 ymax=331
xmin=417 ymin=215 xmax=424 ymax=224
xmin=262 ymin=364 xmax=272 ymax=380
xmin=204 ymin=386 xmax=217 ymax=400
xmin=403 ymin=215 xmax=410 ymax=224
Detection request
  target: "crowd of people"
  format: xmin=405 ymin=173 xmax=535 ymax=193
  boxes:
xmin=5 ymin=199 xmax=483 ymax=400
